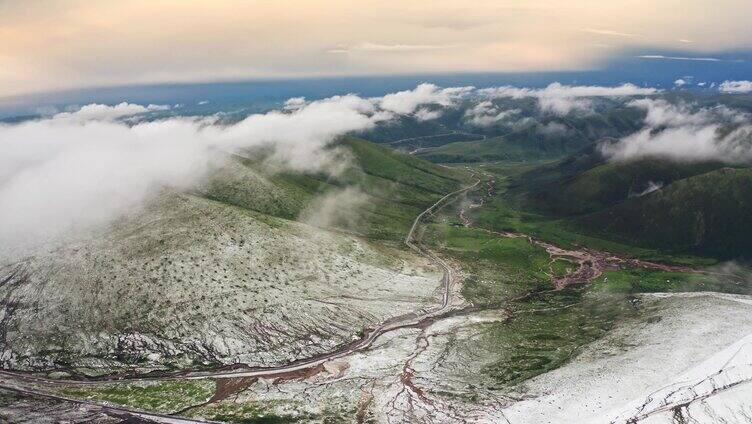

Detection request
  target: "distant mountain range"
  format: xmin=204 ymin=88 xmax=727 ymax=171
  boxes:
xmin=369 ymin=91 xmax=752 ymax=259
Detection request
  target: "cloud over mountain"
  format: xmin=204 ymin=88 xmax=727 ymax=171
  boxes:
xmin=0 ymin=82 xmax=674 ymax=251
xmin=600 ymin=99 xmax=752 ymax=164
xmin=720 ymin=80 xmax=752 ymax=93
xmin=478 ymin=83 xmax=658 ymax=115
xmin=0 ymin=95 xmax=392 ymax=250
xmin=378 ymin=83 xmax=473 ymax=115
xmin=464 ymin=101 xmax=520 ymax=127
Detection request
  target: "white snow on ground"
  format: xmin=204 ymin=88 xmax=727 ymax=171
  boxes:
xmin=608 ymin=296 xmax=752 ymax=423
xmin=502 ymin=292 xmax=752 ymax=424
xmin=0 ymin=192 xmax=442 ymax=373
xmin=179 ymin=292 xmax=752 ymax=423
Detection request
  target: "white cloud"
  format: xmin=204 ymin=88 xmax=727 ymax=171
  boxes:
xmin=327 ymin=42 xmax=453 ymax=54
xmin=600 ymin=98 xmax=752 ymax=164
xmin=283 ymin=97 xmax=307 ymax=111
xmin=637 ymin=55 xmax=722 ymax=62
xmin=538 ymin=97 xmax=593 ymax=115
xmin=1 ymin=83 xmax=512 ymax=252
xmin=49 ymin=102 xmax=168 ymax=123
xmin=632 ymin=181 xmax=664 ymax=197
xmin=674 ymin=79 xmax=687 ymax=87
xmin=146 ymin=104 xmax=171 ymax=111
xmin=478 ymin=82 xmax=658 ymax=116
xmin=720 ymin=80 xmax=752 ymax=93
xmin=537 ymin=121 xmax=571 ymax=137
xmin=378 ymin=83 xmax=473 ymax=115
xmin=0 ymin=82 xmax=705 ymax=254
xmin=298 ymin=186 xmax=369 ymax=231
xmin=533 ymin=83 xmax=659 ymax=98
xmin=628 ymin=99 xmax=746 ymax=127
xmin=413 ymin=108 xmax=443 ymax=121
xmin=464 ymin=101 xmax=520 ymax=127
xmin=581 ymin=28 xmax=637 ymax=38
xmin=0 ymin=94 xmax=393 ymax=252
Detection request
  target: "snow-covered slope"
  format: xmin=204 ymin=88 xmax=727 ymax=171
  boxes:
xmin=0 ymin=192 xmax=441 ymax=374
xmin=502 ymin=292 xmax=752 ymax=424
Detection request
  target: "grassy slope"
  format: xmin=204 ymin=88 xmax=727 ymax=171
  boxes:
xmin=429 ymin=164 xmax=748 ymax=388
xmin=485 ymin=144 xmax=752 ymax=259
xmin=0 ymin=136 xmax=468 ymax=375
xmin=522 ymin=156 xmax=726 ymax=215
xmin=198 ymin=137 xmax=467 ymax=241
xmin=417 ymin=135 xmax=536 ymax=163
xmin=467 ymin=169 xmax=716 ymax=265
xmin=581 ymin=168 xmax=752 ymax=257
xmin=424 ymin=192 xmax=641 ymax=387
xmin=59 ymin=381 xmax=215 ymax=414
xmin=480 ymin=288 xmax=635 ymax=386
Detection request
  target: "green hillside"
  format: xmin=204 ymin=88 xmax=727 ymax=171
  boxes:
xmin=519 ymin=153 xmax=726 ymax=215
xmin=488 ymin=146 xmax=752 ymax=258
xmin=580 ymin=168 xmax=752 ymax=257
xmin=0 ymin=137 xmax=468 ymax=375
xmin=197 ymin=136 xmax=467 ymax=240
xmin=416 ymin=135 xmax=540 ymax=163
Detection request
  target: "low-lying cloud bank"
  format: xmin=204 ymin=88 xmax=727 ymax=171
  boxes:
xmin=478 ymin=83 xmax=659 ymax=116
xmin=1 ymin=82 xmax=664 ymax=253
xmin=0 ymin=83 xmax=482 ymax=251
xmin=464 ymin=101 xmax=521 ymax=127
xmin=0 ymin=95 xmax=392 ymax=251
xmin=380 ymin=84 xmax=473 ymax=115
xmin=600 ymin=99 xmax=752 ymax=163
xmin=298 ymin=186 xmax=370 ymax=231
xmin=720 ymin=80 xmax=752 ymax=93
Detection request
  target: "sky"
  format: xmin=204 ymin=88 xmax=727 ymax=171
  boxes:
xmin=2 ymin=0 xmax=752 ymax=97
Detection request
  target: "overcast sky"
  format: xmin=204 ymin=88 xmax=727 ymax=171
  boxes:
xmin=1 ymin=0 xmax=752 ymax=96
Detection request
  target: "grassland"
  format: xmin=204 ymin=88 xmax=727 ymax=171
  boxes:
xmin=423 ymin=222 xmax=551 ymax=305
xmin=593 ymin=268 xmax=748 ymax=294
xmin=424 ymin=221 xmax=642 ymax=388
xmin=56 ymin=381 xmax=352 ymax=423
xmin=488 ymin=145 xmax=752 ymax=259
xmin=466 ymin=169 xmax=719 ymax=267
xmin=415 ymin=103 xmax=644 ymax=164
xmin=201 ymin=136 xmax=468 ymax=241
xmin=421 ymin=169 xmax=744 ymax=388
xmin=58 ymin=380 xmax=215 ymax=413
xmin=417 ymin=136 xmax=540 ymax=163
xmin=415 ymin=193 xmax=636 ymax=387
xmin=478 ymin=289 xmax=636 ymax=386
xmin=519 ymin=156 xmax=723 ymax=215
xmin=581 ymin=167 xmax=752 ymax=258
xmin=189 ymin=401 xmax=304 ymax=423
xmin=186 ymin=400 xmax=353 ymax=424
